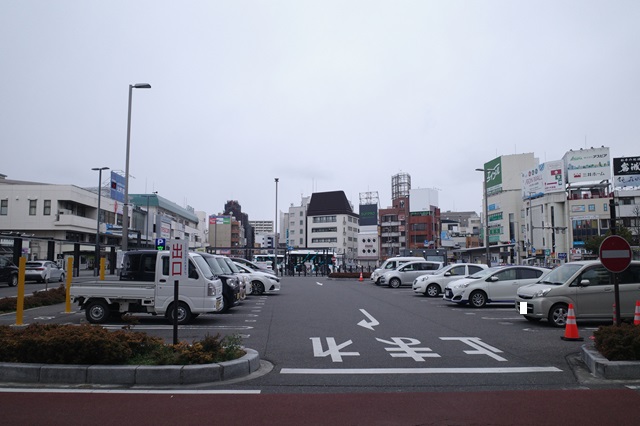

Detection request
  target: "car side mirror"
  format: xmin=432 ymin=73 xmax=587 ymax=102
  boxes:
xmin=444 ymin=272 xmax=451 ymax=276
xmin=579 ymin=279 xmax=590 ymax=287
xmin=488 ymin=276 xmax=499 ymax=282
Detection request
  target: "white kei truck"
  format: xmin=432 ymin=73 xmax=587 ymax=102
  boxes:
xmin=71 ymin=250 xmax=223 ymax=325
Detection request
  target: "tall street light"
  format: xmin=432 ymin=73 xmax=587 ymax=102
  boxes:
xmin=274 ymin=178 xmax=279 ymax=276
xmin=144 ymin=191 xmax=158 ymax=248
xmin=92 ymin=167 xmax=109 ymax=276
xmin=475 ymin=168 xmax=492 ymax=267
xmin=122 ymin=83 xmax=152 ymax=252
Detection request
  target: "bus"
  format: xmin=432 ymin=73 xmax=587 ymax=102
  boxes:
xmin=253 ymin=254 xmax=284 ymax=270
xmin=286 ymin=249 xmax=336 ymax=274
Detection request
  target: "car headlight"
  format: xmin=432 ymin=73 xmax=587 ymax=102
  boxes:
xmin=419 ymin=276 xmax=430 ymax=282
xmin=227 ymin=278 xmax=237 ymax=288
xmin=531 ymin=288 xmax=551 ymax=298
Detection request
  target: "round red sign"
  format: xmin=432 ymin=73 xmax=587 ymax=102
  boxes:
xmin=599 ymin=235 xmax=632 ymax=273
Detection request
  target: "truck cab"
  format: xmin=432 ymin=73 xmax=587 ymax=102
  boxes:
xmin=72 ymin=250 xmax=223 ymax=324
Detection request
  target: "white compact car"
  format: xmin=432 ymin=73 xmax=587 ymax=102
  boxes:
xmin=412 ymin=263 xmax=488 ymax=297
xmin=234 ymin=262 xmax=281 ymax=295
xmin=443 ymin=266 xmax=549 ymax=308
xmin=379 ymin=260 xmax=444 ymax=288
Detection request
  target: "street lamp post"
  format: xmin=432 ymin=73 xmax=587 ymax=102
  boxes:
xmin=122 ymin=83 xmax=151 ymax=252
xmin=274 ymin=178 xmax=279 ymax=276
xmin=475 ymin=168 xmax=492 ymax=267
xmin=92 ymin=167 xmax=109 ymax=276
xmin=144 ymin=191 xmax=158 ymax=248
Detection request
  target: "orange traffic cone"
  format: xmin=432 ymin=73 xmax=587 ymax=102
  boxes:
xmin=359 ymin=272 xmax=364 ymax=282
xmin=634 ymin=301 xmax=640 ymax=326
xmin=561 ymin=304 xmax=583 ymax=341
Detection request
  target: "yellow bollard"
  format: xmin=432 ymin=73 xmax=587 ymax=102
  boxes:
xmin=15 ymin=257 xmax=26 ymax=326
xmin=100 ymin=257 xmax=106 ymax=281
xmin=65 ymin=256 xmax=73 ymax=313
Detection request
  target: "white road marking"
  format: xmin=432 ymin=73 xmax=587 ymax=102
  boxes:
xmin=100 ymin=325 xmax=254 ymax=330
xmin=316 ymin=282 xmax=323 ymax=286
xmin=0 ymin=388 xmax=261 ymax=394
xmin=357 ymin=309 xmax=380 ymax=330
xmin=280 ymin=367 xmax=562 ymax=374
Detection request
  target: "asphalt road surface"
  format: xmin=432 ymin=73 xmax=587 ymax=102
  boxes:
xmin=2 ymin=275 xmax=640 ymax=423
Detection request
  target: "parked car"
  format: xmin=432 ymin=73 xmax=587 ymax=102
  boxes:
xmin=412 ymin=263 xmax=488 ymax=297
xmin=233 ymin=262 xmax=281 ymax=295
xmin=0 ymin=257 xmax=19 ymax=287
xmin=25 ymin=260 xmax=66 ymax=283
xmin=230 ymin=257 xmax=274 ymax=275
xmin=370 ymin=256 xmax=423 ymax=285
xmin=379 ymin=260 xmax=444 ymax=288
xmin=444 ymin=266 xmax=548 ymax=308
xmin=516 ymin=260 xmax=640 ymax=327
xmin=200 ymin=253 xmax=243 ymax=313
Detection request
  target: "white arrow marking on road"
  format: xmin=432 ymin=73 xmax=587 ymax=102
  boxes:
xmin=357 ymin=309 xmax=380 ymax=330
xmin=316 ymin=282 xmax=323 ymax=286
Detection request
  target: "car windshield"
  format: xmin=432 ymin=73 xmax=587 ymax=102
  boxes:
xmin=468 ymin=266 xmax=502 ymax=279
xmin=537 ymin=263 xmax=583 ymax=285
xmin=215 ymin=258 xmax=233 ymax=274
xmin=194 ymin=256 xmax=215 ymax=280
xmin=203 ymin=256 xmax=224 ymax=275
xmin=223 ymin=257 xmax=241 ymax=273
xmin=26 ymin=262 xmax=44 ymax=267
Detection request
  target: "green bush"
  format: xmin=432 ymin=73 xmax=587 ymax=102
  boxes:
xmin=594 ymin=324 xmax=640 ymax=361
xmin=0 ymin=285 xmax=66 ymax=313
xmin=0 ymin=324 xmax=244 ymax=365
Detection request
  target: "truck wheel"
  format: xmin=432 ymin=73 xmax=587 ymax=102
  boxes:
xmin=86 ymin=300 xmax=110 ymax=324
xmin=166 ymin=302 xmax=192 ymax=325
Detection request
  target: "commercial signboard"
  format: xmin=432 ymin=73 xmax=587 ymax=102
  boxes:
xmin=613 ymin=157 xmax=640 ymax=188
xmin=522 ymin=160 xmax=565 ymax=199
xmin=484 ymin=157 xmax=502 ymax=195
xmin=563 ymin=147 xmax=611 ymax=184
xmin=209 ymin=215 xmax=231 ymax=225
xmin=109 ymin=171 xmax=125 ymax=203
xmin=359 ymin=204 xmax=378 ymax=226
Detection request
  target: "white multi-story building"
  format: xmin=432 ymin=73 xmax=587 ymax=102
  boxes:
xmin=0 ymin=174 xmax=205 ymax=262
xmin=306 ymin=191 xmax=359 ymax=267
xmin=283 ymin=196 xmax=310 ymax=249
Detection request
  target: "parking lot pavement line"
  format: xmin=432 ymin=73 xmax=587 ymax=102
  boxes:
xmin=481 ymin=317 xmax=523 ymax=320
xmin=0 ymin=388 xmax=262 ymax=394
xmin=280 ymin=367 xmax=562 ymax=375
xmin=100 ymin=325 xmax=254 ymax=331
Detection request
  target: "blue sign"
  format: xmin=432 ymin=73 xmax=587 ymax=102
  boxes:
xmin=155 ymin=238 xmax=166 ymax=250
xmin=110 ymin=171 xmax=125 ymax=203
xmin=558 ymin=253 xmax=567 ymax=259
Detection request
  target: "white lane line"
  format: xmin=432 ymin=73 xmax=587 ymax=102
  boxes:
xmin=280 ymin=367 xmax=562 ymax=374
xmin=101 ymin=325 xmax=254 ymax=330
xmin=0 ymin=388 xmax=261 ymax=394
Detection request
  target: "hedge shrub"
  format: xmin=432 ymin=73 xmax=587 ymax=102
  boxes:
xmin=0 ymin=285 xmax=66 ymax=313
xmin=0 ymin=324 xmax=244 ymax=365
xmin=594 ymin=324 xmax=640 ymax=361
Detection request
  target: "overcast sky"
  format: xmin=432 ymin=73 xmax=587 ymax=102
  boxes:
xmin=1 ymin=1 xmax=638 ymax=223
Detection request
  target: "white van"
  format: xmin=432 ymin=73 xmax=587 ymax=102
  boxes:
xmin=371 ymin=256 xmax=423 ymax=285
xmin=516 ymin=260 xmax=640 ymax=327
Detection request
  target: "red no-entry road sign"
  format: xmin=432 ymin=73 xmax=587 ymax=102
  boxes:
xmin=599 ymin=235 xmax=632 ymax=273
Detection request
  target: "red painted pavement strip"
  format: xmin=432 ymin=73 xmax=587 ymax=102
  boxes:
xmin=2 ymin=389 xmax=640 ymax=425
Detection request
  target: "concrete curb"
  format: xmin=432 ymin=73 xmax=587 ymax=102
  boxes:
xmin=581 ymin=344 xmax=640 ymax=380
xmin=0 ymin=348 xmax=259 ymax=385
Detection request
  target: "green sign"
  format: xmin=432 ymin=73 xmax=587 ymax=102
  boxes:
xmin=484 ymin=157 xmax=502 ymax=195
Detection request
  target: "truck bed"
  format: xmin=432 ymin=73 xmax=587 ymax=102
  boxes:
xmin=70 ymin=280 xmax=156 ymax=302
